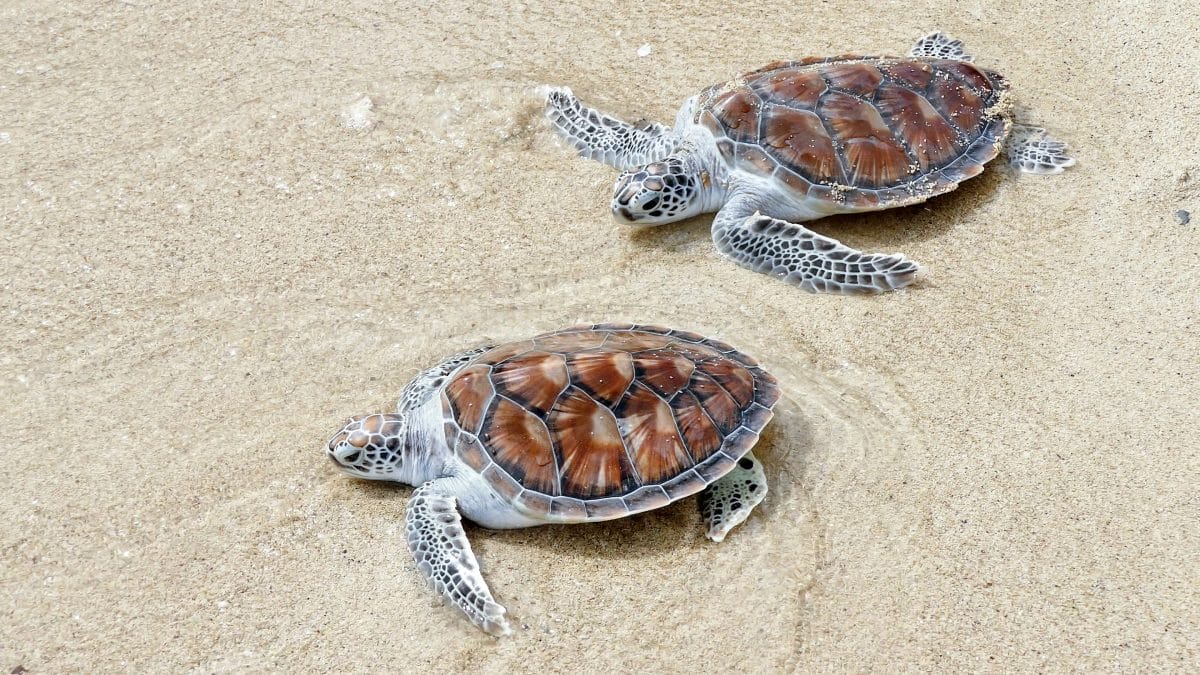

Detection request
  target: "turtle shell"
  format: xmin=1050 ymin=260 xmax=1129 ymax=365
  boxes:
xmin=697 ymin=54 xmax=1011 ymax=210
xmin=439 ymin=324 xmax=780 ymax=523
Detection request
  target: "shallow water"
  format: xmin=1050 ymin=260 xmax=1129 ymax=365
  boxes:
xmin=2 ymin=1 xmax=1198 ymax=671
xmin=313 ymin=299 xmax=920 ymax=668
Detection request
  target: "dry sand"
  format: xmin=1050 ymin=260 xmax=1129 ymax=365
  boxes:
xmin=2 ymin=0 xmax=1198 ymax=671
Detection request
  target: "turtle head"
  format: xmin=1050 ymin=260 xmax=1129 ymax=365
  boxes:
xmin=612 ymin=155 xmax=706 ymax=225
xmin=326 ymin=413 xmax=407 ymax=481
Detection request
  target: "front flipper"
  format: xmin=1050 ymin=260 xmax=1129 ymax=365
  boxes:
xmin=1007 ymin=124 xmax=1076 ymax=175
xmin=711 ymin=196 xmax=920 ymax=294
xmin=909 ymin=32 xmax=973 ymax=61
xmin=699 ymin=453 xmax=768 ymax=543
xmin=543 ymin=86 xmax=677 ymax=169
xmin=405 ymin=480 xmax=511 ymax=636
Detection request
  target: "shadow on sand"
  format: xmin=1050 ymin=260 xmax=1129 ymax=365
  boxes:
xmin=625 ymin=167 xmax=1007 ymax=254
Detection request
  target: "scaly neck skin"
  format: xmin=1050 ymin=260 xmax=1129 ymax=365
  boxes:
xmin=677 ymin=130 xmax=729 ymax=216
xmin=398 ymin=395 xmax=455 ymax=486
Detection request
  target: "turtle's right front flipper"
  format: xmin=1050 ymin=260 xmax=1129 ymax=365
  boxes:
xmin=544 ymin=86 xmax=677 ymax=169
xmin=405 ymin=480 xmax=511 ymax=636
xmin=711 ymin=194 xmax=920 ymax=294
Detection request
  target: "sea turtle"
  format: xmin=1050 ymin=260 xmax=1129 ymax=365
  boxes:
xmin=326 ymin=323 xmax=780 ymax=636
xmin=544 ymin=33 xmax=1075 ymax=294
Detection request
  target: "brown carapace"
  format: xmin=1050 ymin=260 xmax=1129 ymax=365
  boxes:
xmin=440 ymin=324 xmax=780 ymax=521
xmin=699 ymin=55 xmax=1009 ymax=206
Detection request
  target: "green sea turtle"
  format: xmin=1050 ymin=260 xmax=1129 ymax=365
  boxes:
xmin=545 ymin=33 xmax=1074 ymax=294
xmin=327 ymin=324 xmax=780 ymax=635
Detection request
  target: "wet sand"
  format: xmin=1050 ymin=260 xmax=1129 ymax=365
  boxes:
xmin=2 ymin=1 xmax=1197 ymax=671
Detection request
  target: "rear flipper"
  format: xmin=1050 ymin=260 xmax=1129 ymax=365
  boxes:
xmin=1008 ymin=124 xmax=1076 ymax=174
xmin=909 ymin=32 xmax=973 ymax=61
xmin=907 ymin=35 xmax=1073 ymax=174
xmin=699 ymin=453 xmax=768 ymax=543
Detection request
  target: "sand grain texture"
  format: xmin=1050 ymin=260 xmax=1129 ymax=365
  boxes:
xmin=2 ymin=1 xmax=1197 ymax=671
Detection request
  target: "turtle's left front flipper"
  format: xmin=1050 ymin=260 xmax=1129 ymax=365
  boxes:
xmin=711 ymin=195 xmax=920 ymax=294
xmin=543 ymin=86 xmax=677 ymax=169
xmin=405 ymin=480 xmax=511 ymax=636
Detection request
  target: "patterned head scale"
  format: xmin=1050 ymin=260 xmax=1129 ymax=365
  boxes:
xmin=612 ymin=156 xmax=704 ymax=224
xmin=327 ymin=413 xmax=406 ymax=479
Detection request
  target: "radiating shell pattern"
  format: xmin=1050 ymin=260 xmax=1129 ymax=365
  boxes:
xmin=698 ymin=55 xmax=1010 ymax=209
xmin=440 ymin=324 xmax=780 ymax=522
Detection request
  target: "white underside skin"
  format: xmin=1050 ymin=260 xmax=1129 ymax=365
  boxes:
xmin=390 ymin=394 xmax=457 ymax=487
xmin=401 ymin=383 xmax=545 ymax=527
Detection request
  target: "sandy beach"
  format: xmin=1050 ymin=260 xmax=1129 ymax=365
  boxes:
xmin=2 ymin=0 xmax=1197 ymax=670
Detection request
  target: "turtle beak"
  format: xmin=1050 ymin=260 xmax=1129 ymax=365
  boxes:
xmin=613 ymin=176 xmax=639 ymax=222
xmin=615 ymin=177 xmax=638 ymax=206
